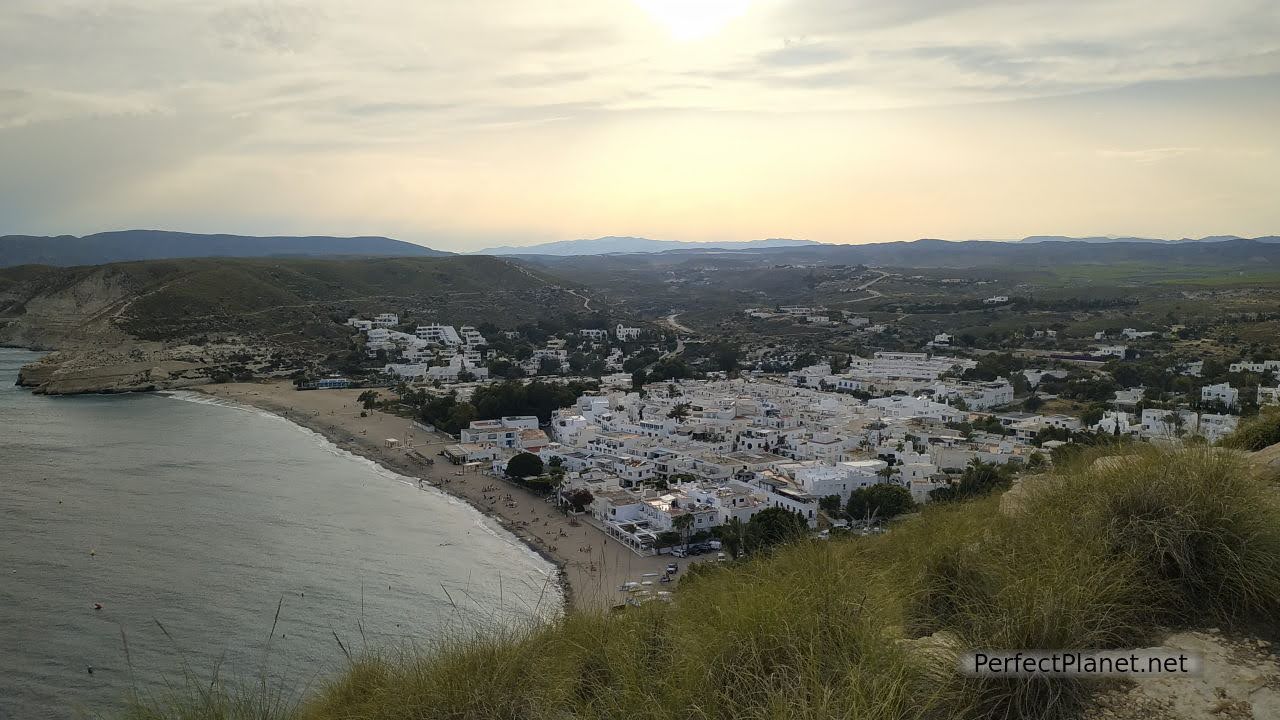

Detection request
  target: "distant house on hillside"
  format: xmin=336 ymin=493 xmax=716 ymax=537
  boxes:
xmin=616 ymin=324 xmax=643 ymax=341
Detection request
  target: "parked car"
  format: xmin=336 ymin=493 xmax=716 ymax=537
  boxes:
xmin=665 ymin=562 xmax=679 ymax=575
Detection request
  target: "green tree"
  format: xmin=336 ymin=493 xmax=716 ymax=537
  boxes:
xmin=819 ymin=494 xmax=844 ymax=518
xmin=713 ymin=518 xmax=748 ymax=558
xmin=358 ymin=390 xmax=381 ymax=410
xmin=846 ymin=484 xmax=914 ymax=522
xmin=444 ymin=402 xmax=477 ymax=435
xmin=745 ymin=507 xmax=809 ymax=553
xmin=929 ymin=459 xmax=1012 ymax=502
xmin=564 ymin=488 xmax=594 ymax=512
xmin=505 ymin=452 xmax=544 ymax=479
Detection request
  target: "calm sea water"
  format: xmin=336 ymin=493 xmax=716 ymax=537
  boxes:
xmin=0 ymin=348 xmax=559 ymax=720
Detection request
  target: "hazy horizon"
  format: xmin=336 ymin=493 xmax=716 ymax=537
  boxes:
xmin=3 ymin=1 xmax=1278 ymax=251
xmin=5 ymin=229 xmax=1280 ymax=254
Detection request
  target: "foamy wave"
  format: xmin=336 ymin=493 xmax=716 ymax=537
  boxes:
xmin=159 ymin=389 xmax=289 ymax=423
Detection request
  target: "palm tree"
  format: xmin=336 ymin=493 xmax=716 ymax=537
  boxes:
xmin=716 ymin=518 xmax=747 ymax=559
xmin=877 ymin=465 xmax=898 ymax=484
xmin=672 ymin=513 xmax=695 ymax=553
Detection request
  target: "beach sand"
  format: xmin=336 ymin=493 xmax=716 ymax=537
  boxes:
xmin=197 ymin=381 xmax=683 ymax=610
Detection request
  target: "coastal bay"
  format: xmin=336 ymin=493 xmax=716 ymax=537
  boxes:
xmin=195 ymin=381 xmax=677 ymax=610
xmin=0 ymin=349 xmax=558 ymax=720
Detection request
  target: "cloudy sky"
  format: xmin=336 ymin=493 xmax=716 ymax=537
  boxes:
xmin=2 ymin=0 xmax=1278 ymax=250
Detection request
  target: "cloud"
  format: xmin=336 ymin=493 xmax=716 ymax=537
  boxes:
xmin=0 ymin=1 xmax=1277 ymax=245
xmin=757 ymin=41 xmax=848 ymax=68
xmin=1097 ymin=147 xmax=1201 ymax=163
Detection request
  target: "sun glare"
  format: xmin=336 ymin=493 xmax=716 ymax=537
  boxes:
xmin=633 ymin=0 xmax=753 ymax=41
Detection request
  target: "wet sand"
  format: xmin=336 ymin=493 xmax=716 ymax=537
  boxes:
xmin=196 ymin=381 xmax=679 ymax=610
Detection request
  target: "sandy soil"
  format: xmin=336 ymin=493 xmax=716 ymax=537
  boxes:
xmin=196 ymin=381 xmax=682 ymax=611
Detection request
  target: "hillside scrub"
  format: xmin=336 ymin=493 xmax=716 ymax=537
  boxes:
xmin=124 ymin=446 xmax=1280 ymax=720
xmin=1220 ymin=407 xmax=1280 ymax=451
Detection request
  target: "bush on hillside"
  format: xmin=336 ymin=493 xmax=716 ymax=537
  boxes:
xmin=1220 ymin=407 xmax=1280 ymax=451
xmin=846 ymin=483 xmax=915 ymax=522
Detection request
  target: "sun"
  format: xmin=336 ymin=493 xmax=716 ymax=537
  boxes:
xmin=633 ymin=0 xmax=753 ymax=42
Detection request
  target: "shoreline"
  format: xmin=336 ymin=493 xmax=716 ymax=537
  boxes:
xmin=192 ymin=381 xmax=673 ymax=611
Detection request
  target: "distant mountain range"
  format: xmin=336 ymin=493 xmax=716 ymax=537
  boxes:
xmin=473 ymin=236 xmax=821 ymax=256
xmin=0 ymin=230 xmax=450 ymax=268
xmin=1018 ymin=235 xmax=1280 ymax=244
xmin=5 ymin=230 xmax=1278 ymax=268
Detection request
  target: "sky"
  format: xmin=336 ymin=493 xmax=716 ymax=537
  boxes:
xmin=1 ymin=0 xmax=1278 ymax=251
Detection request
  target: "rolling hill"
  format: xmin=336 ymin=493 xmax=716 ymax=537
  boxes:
xmin=0 ymin=230 xmax=451 ymax=268
xmin=474 ymin=236 xmax=820 ymax=256
xmin=0 ymin=255 xmax=589 ymax=394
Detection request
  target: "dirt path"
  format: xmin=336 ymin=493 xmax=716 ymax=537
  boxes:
xmin=665 ymin=312 xmax=695 ymax=335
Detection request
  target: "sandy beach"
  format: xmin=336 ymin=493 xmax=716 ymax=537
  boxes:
xmin=196 ymin=381 xmax=680 ymax=610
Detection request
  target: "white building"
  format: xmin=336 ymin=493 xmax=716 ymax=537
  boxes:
xmin=459 ymin=325 xmax=487 ymax=347
xmin=1023 ymin=369 xmax=1070 ymax=388
xmin=868 ymin=395 xmax=967 ymax=423
xmin=426 ymin=355 xmax=489 ymax=382
xmin=1093 ymin=411 xmax=1137 ymax=436
xmin=372 ymin=313 xmax=399 ymax=328
xmin=983 ymin=296 xmax=1010 ymax=305
xmin=1092 ymin=345 xmax=1128 ymax=359
xmin=1139 ymin=409 xmax=1199 ymax=440
xmin=1230 ymin=359 xmax=1280 ymax=374
xmin=1200 ymin=383 xmax=1239 ymax=409
xmin=460 ymin=416 xmax=541 ymax=447
xmin=1197 ymin=414 xmax=1239 ymax=443
xmin=416 ymin=324 xmax=463 ymax=346
xmin=616 ymin=324 xmax=643 ymax=341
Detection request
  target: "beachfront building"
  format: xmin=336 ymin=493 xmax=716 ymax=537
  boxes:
xmin=461 ymin=416 xmax=541 ymax=448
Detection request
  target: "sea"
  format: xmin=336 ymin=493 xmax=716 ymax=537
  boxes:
xmin=0 ymin=348 xmax=560 ymax=720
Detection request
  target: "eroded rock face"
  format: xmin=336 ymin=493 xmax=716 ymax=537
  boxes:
xmin=1247 ymin=443 xmax=1280 ymax=478
xmin=30 ymin=358 xmax=211 ymax=395
xmin=1080 ymin=631 xmax=1280 ymax=720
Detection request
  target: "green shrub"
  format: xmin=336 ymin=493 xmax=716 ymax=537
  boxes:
xmin=1220 ymin=407 xmax=1280 ymax=451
